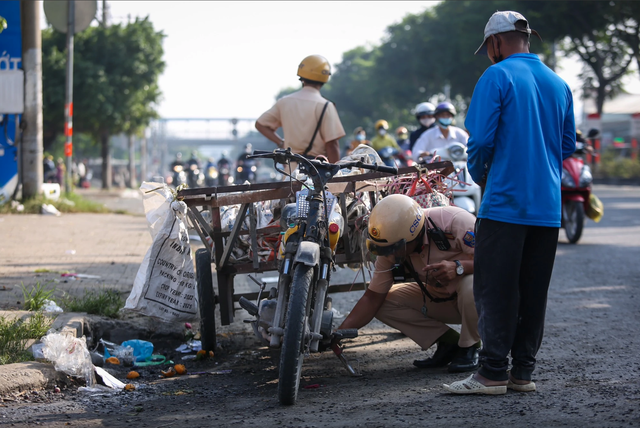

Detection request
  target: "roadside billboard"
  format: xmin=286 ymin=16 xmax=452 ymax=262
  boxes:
xmin=0 ymin=0 xmax=21 ymax=202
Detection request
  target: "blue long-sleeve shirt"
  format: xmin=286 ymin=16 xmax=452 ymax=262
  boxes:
xmin=465 ymin=53 xmax=576 ymax=227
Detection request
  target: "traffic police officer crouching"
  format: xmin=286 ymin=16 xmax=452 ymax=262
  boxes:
xmin=335 ymin=194 xmax=481 ymax=373
xmin=255 ymin=55 xmax=346 ymax=165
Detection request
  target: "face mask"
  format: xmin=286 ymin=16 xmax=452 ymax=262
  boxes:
xmin=420 ymin=118 xmax=435 ymax=127
xmin=356 ymin=134 xmax=365 ymax=141
xmin=438 ymin=118 xmax=453 ymax=127
xmin=378 ymin=129 xmax=387 ymax=136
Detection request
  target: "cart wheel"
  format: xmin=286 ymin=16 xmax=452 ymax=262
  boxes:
xmin=196 ymin=248 xmax=217 ymax=352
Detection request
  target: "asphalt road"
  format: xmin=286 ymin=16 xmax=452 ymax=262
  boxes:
xmin=1 ymin=184 xmax=639 ymax=427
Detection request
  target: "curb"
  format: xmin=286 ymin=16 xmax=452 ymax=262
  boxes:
xmin=0 ymin=312 xmax=87 ymax=396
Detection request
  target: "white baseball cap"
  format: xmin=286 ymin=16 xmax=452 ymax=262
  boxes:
xmin=474 ymin=11 xmax=542 ymax=55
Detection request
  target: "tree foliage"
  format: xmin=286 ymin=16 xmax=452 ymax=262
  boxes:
xmin=42 ymin=17 xmax=165 ymax=188
xmin=315 ymin=1 xmax=640 ymax=148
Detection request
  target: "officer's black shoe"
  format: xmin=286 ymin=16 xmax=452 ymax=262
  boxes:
xmin=413 ymin=342 xmax=459 ymax=368
xmin=447 ymin=346 xmax=480 ymax=373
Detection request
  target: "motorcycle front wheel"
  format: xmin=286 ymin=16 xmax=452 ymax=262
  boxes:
xmin=563 ymin=200 xmax=585 ymax=244
xmin=278 ymin=264 xmax=313 ymax=405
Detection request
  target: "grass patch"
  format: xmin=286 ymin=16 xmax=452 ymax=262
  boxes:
xmin=20 ymin=281 xmax=56 ymax=311
xmin=0 ymin=312 xmax=54 ymax=365
xmin=62 ymin=289 xmax=124 ymax=319
xmin=0 ymin=192 xmax=110 ymax=214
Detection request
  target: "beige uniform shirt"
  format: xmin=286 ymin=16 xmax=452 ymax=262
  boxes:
xmin=257 ymin=86 xmax=346 ymax=158
xmin=368 ymin=206 xmax=476 ymax=299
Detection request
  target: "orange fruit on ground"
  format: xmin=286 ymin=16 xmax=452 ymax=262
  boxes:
xmin=174 ymin=364 xmax=187 ymax=375
xmin=126 ymin=371 xmax=140 ymax=379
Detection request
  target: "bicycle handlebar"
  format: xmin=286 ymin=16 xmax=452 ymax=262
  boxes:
xmin=248 ymin=148 xmax=398 ymax=175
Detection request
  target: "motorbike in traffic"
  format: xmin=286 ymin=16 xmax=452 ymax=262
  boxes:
xmin=561 ymin=142 xmax=593 ymax=243
xmin=416 ymin=142 xmax=481 ymax=214
xmin=239 ymin=147 xmax=398 ymax=405
xmin=204 ymin=164 xmax=219 ymax=187
xmin=236 ymin=158 xmax=258 ymax=184
xmin=377 ymin=146 xmax=413 ymax=168
xmin=170 ymin=164 xmax=187 ymax=188
xmin=187 ymin=163 xmax=205 ymax=189
xmin=217 ymin=158 xmax=234 ymax=186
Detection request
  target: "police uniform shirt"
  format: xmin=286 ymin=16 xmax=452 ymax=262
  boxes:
xmin=368 ymin=206 xmax=476 ymax=299
xmin=257 ymin=86 xmax=346 ymax=158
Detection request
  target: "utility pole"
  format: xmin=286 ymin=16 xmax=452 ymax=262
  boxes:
xmin=63 ymin=0 xmax=75 ymax=194
xmin=101 ymin=0 xmax=107 ymax=26
xmin=21 ymin=0 xmax=43 ymax=199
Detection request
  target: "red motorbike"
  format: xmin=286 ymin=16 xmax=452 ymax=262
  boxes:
xmin=561 ymin=142 xmax=592 ymax=243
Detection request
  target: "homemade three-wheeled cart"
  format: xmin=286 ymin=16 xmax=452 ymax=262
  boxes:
xmin=177 ymin=149 xmax=454 ymax=404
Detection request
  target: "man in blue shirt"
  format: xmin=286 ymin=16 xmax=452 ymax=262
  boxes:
xmin=443 ymin=11 xmax=576 ymax=395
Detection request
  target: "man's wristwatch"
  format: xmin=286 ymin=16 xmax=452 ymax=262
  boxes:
xmin=454 ymin=260 xmax=464 ymax=276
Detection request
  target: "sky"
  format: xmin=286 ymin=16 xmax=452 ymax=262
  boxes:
xmin=40 ymin=1 xmax=639 ymax=137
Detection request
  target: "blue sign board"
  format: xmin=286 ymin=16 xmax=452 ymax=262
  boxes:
xmin=0 ymin=1 xmax=21 ymax=202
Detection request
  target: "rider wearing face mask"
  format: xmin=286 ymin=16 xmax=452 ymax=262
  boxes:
xmin=346 ymin=126 xmax=371 ymax=155
xmin=370 ymin=120 xmax=402 ymax=153
xmin=409 ymin=102 xmax=437 ymax=152
xmin=412 ymin=102 xmax=469 ymax=162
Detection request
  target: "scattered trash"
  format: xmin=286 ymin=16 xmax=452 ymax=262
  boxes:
xmin=31 ymin=343 xmax=45 ymax=360
xmin=121 ymin=339 xmax=154 ymax=363
xmin=95 ymin=366 xmax=127 ymax=389
xmin=100 ymin=339 xmax=135 ymax=366
xmin=60 ymin=273 xmax=101 ymax=279
xmin=175 ymin=340 xmax=202 ymax=353
xmin=42 ymin=299 xmax=64 ymax=313
xmin=174 ymin=364 xmax=187 ymax=375
xmin=195 ymin=349 xmax=214 ymax=360
xmin=42 ymin=183 xmax=61 ymax=201
xmin=161 ymin=367 xmax=177 ymax=378
xmin=41 ymin=203 xmax=61 ymax=216
xmin=106 ymin=357 xmax=120 ymax=365
xmin=189 ymin=370 xmax=232 ymax=376
xmin=331 ymin=307 xmax=345 ymax=319
xmin=124 ymin=384 xmax=136 ymax=391
xmin=64 ymin=250 xmax=76 ymax=255
xmin=126 ymin=371 xmax=140 ymax=379
xmin=303 ymin=384 xmax=322 ymax=389
xmin=41 ymin=332 xmax=95 ymax=386
xmin=181 ymin=354 xmax=197 ymax=361
xmin=133 ymin=354 xmax=169 ymax=367
xmin=10 ymin=200 xmax=24 ymax=212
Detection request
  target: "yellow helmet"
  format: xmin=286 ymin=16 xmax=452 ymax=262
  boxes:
xmin=375 ymin=120 xmax=389 ymax=131
xmin=297 ymin=55 xmax=331 ymax=83
xmin=366 ymin=194 xmax=424 ymax=256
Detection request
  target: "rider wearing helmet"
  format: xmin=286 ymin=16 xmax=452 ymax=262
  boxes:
xmin=412 ymin=102 xmax=470 ymax=162
xmin=396 ymin=126 xmax=410 ymax=151
xmin=335 ymin=194 xmax=481 ymax=373
xmin=410 ymin=102 xmax=437 ymax=151
xmin=370 ymin=120 xmax=402 ymax=153
xmin=255 ymin=55 xmax=345 ymax=164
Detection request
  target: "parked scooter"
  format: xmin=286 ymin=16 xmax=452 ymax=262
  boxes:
xmin=416 ymin=142 xmax=481 ymax=214
xmin=561 ymin=142 xmax=593 ymax=243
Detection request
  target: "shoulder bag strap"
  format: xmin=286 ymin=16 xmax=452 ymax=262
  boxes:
xmin=303 ymin=101 xmax=330 ymax=156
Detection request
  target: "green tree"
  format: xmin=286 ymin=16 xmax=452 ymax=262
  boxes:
xmin=42 ymin=17 xmax=165 ymax=189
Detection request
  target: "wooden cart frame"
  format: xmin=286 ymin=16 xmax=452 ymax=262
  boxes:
xmin=177 ymin=162 xmax=453 ymax=340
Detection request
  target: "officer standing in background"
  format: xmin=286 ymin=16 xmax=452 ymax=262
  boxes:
xmin=255 ymin=55 xmax=345 ymax=164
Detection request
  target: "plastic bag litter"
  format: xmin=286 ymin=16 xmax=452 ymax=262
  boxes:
xmin=42 ymin=332 xmax=95 ymax=386
xmin=121 ymin=339 xmax=153 ymax=363
xmin=175 ymin=340 xmax=202 ymax=353
xmin=41 ymin=203 xmax=61 ymax=216
xmin=79 ymin=367 xmax=126 ymax=395
xmin=99 ymin=339 xmax=135 ymax=366
xmin=42 ymin=299 xmax=64 ymax=313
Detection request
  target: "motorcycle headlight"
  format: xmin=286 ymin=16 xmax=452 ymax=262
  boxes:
xmin=237 ymin=166 xmax=243 ymax=173
xmin=561 ymin=168 xmax=575 ymax=188
xmin=251 ymin=166 xmax=257 ymax=172
xmin=448 ymin=145 xmax=466 ymax=161
xmin=579 ymin=165 xmax=592 ymax=188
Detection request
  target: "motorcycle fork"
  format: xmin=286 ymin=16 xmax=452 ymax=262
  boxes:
xmin=268 ymin=240 xmax=298 ymax=348
xmin=309 ymin=247 xmax=333 ymax=353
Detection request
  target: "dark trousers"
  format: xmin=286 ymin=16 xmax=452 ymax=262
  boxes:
xmin=474 ymin=218 xmax=559 ymax=381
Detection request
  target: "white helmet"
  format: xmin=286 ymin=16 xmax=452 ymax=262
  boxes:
xmin=366 ymin=194 xmax=425 ymax=257
xmin=414 ymin=102 xmax=436 ymax=119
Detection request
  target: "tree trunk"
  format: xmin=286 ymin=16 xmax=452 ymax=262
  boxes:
xmin=101 ymin=130 xmax=112 ymax=190
xmin=596 ymin=84 xmax=606 ymax=116
xmin=128 ymin=134 xmax=137 ymax=188
xmin=140 ymin=133 xmax=147 ymax=183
